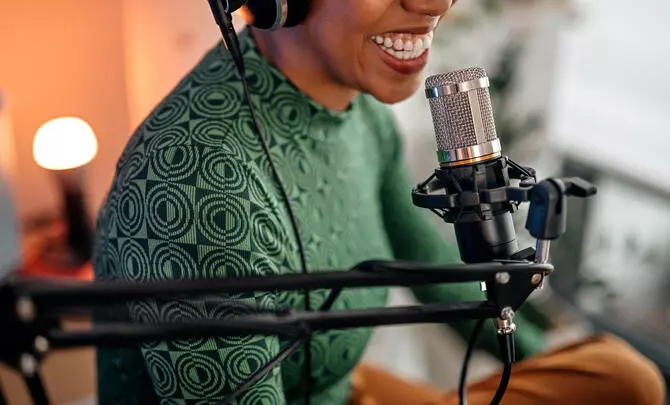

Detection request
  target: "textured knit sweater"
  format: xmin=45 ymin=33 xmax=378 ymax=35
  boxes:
xmin=92 ymin=28 xmax=546 ymax=405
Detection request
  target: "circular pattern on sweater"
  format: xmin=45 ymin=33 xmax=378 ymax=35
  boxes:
xmin=191 ymin=84 xmax=241 ymax=119
xmin=201 ymin=152 xmax=247 ymax=195
xmin=146 ymin=126 xmax=190 ymax=156
xmin=244 ymin=57 xmax=273 ymax=97
xmin=224 ymin=344 xmax=274 ymax=385
xmin=239 ymin=384 xmax=282 ymax=404
xmin=146 ymin=93 xmax=189 ymax=132
xmin=196 ymin=194 xmax=247 ymax=247
xmin=120 ymin=239 xmax=149 ymax=281
xmin=174 ymin=352 xmax=225 ymax=398
xmin=191 ymin=119 xmax=230 ymax=148
xmin=192 ymin=58 xmax=236 ymax=85
xmin=117 ymin=182 xmax=144 ymax=236
xmin=231 ymin=112 xmax=264 ymax=155
xmin=144 ymin=351 xmax=179 ymax=397
xmin=150 ymin=243 xmax=197 ymax=280
xmin=117 ymin=151 xmax=148 ymax=187
xmin=146 ymin=183 xmax=193 ymax=241
xmin=250 ymin=210 xmax=285 ymax=259
xmin=151 ymin=146 xmax=199 ymax=182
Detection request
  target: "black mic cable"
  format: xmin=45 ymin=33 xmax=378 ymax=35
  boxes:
xmin=459 ymin=319 xmax=485 ymax=405
xmin=206 ymin=2 xmax=312 ymax=403
xmin=458 ymin=320 xmax=515 ymax=405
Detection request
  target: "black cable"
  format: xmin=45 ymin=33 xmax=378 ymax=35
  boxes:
xmin=459 ymin=319 xmax=485 ymax=405
xmin=219 ymin=336 xmax=308 ymax=405
xmin=320 ymin=287 xmax=342 ymax=312
xmin=489 ymin=361 xmax=512 ymax=405
xmin=489 ymin=333 xmax=515 ymax=405
xmin=214 ymin=10 xmax=312 ymax=404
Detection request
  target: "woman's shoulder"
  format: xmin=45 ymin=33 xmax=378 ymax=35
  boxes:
xmin=125 ymin=45 xmax=245 ymax=157
xmin=112 ymin=40 xmax=270 ymax=186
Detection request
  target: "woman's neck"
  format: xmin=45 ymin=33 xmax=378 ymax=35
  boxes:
xmin=250 ymin=27 xmax=358 ymax=112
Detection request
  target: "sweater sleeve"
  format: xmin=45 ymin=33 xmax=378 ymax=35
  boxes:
xmin=376 ymin=108 xmax=547 ymax=360
xmin=105 ymin=144 xmax=290 ymax=404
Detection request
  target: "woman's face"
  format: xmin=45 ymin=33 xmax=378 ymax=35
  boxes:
xmin=300 ymin=0 xmax=455 ymax=104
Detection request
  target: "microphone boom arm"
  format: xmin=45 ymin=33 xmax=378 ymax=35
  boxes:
xmin=0 ymin=259 xmax=548 ymax=405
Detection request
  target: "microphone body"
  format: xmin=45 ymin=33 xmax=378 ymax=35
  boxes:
xmin=424 ymin=68 xmax=518 ymax=264
xmin=436 ymin=158 xmax=518 ymax=264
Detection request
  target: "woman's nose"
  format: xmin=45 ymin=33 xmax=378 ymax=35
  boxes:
xmin=401 ymin=0 xmax=454 ymax=17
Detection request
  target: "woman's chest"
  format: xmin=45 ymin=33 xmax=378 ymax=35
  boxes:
xmin=274 ymin=130 xmax=393 ymax=271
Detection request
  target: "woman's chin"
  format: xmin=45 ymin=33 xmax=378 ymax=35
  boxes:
xmin=368 ymin=81 xmax=422 ymax=105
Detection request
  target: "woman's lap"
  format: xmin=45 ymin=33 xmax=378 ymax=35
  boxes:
xmin=349 ymin=334 xmax=666 ymax=405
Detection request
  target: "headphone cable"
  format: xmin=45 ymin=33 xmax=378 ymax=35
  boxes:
xmin=215 ymin=9 xmax=313 ymax=405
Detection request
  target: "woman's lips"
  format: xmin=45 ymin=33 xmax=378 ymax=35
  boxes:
xmin=369 ymin=31 xmax=433 ymax=75
xmin=372 ymin=42 xmax=430 ymax=75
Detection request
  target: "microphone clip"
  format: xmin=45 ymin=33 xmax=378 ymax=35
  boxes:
xmin=525 ymin=177 xmax=597 ymax=241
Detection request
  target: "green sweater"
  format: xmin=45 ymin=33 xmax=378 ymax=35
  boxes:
xmin=93 ymin=28 xmax=545 ymax=405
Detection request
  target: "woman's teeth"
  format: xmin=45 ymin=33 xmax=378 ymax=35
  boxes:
xmin=370 ymin=32 xmax=433 ymax=61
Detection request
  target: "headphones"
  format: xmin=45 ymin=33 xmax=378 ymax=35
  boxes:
xmin=244 ymin=0 xmax=312 ymax=30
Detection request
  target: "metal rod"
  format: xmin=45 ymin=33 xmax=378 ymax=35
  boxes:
xmin=25 ymin=372 xmax=50 ymax=405
xmin=535 ymin=240 xmax=551 ymax=264
xmin=16 ymin=261 xmax=552 ymax=310
xmin=49 ymin=301 xmax=496 ymax=349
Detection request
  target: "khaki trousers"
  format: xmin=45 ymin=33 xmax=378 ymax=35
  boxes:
xmin=349 ymin=334 xmax=666 ymax=405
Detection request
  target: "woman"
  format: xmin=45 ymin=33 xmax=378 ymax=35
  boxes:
xmin=93 ymin=0 xmax=665 ymax=404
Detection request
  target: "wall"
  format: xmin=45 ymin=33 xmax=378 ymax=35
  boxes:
xmin=0 ymin=0 xmax=130 ymax=222
xmin=121 ymin=0 xmax=222 ymax=130
xmin=547 ymin=0 xmax=670 ymax=190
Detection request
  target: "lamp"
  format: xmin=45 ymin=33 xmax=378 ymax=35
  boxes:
xmin=33 ymin=117 xmax=97 ymax=267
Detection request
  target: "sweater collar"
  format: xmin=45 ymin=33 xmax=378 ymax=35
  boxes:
xmin=231 ymin=27 xmax=361 ymax=124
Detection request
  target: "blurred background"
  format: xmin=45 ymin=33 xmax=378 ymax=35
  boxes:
xmin=0 ymin=0 xmax=668 ymax=403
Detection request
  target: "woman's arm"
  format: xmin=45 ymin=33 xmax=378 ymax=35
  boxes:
xmin=94 ymin=143 xmax=290 ymax=404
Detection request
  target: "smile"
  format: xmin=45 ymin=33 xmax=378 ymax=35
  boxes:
xmin=369 ymin=31 xmax=434 ymax=61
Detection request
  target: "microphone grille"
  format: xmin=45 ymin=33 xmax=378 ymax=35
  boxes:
xmin=425 ymin=67 xmax=497 ymax=152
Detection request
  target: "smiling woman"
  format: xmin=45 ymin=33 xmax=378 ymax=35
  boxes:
xmin=92 ymin=1 xmax=665 ymax=405
xmin=250 ymin=0 xmax=453 ymax=108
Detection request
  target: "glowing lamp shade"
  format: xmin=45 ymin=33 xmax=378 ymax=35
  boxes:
xmin=33 ymin=117 xmax=98 ymax=171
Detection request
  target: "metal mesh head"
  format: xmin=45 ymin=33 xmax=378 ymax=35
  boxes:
xmin=425 ymin=67 xmax=498 ymax=152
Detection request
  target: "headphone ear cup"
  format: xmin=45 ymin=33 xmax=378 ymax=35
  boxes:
xmin=244 ymin=0 xmax=280 ymax=30
xmin=283 ymin=0 xmax=311 ymax=27
xmin=245 ymin=0 xmax=311 ymax=30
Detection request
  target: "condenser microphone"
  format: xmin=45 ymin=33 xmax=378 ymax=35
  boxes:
xmin=425 ymin=67 xmax=501 ymax=167
xmin=422 ymin=67 xmax=519 ymax=263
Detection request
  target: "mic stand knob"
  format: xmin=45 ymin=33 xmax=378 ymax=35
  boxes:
xmin=496 ymin=306 xmax=516 ymax=365
xmin=496 ymin=306 xmax=516 ymax=336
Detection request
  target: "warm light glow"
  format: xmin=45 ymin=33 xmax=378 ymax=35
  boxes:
xmin=33 ymin=117 xmax=98 ymax=170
